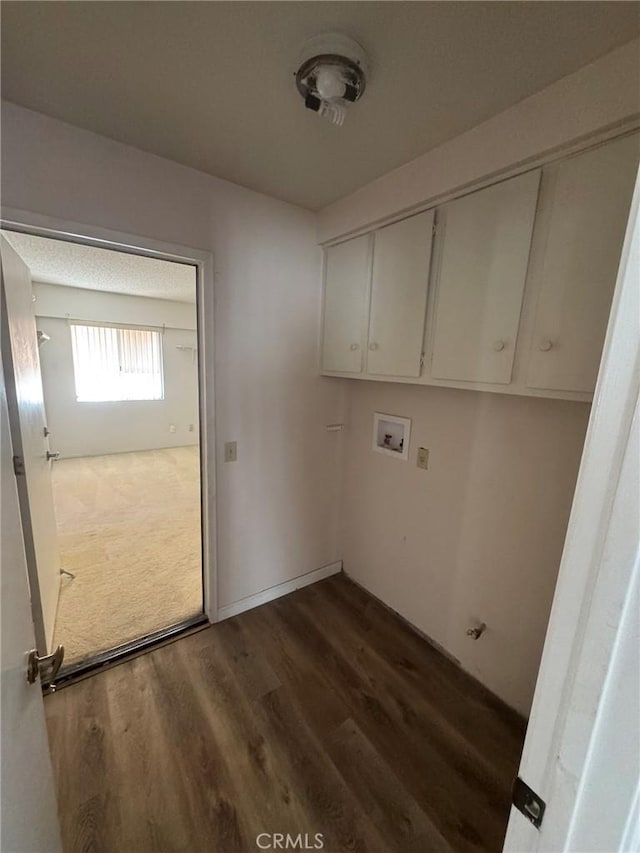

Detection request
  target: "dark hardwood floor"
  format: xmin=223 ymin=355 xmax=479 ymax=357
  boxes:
xmin=45 ymin=573 xmax=526 ymax=853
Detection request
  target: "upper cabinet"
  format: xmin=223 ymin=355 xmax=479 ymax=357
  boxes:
xmin=321 ymin=209 xmax=434 ymax=378
xmin=321 ymin=234 xmax=371 ymax=374
xmin=524 ymin=134 xmax=639 ymax=394
xmin=367 ymin=210 xmax=434 ymax=377
xmin=319 ymin=131 xmax=639 ymax=401
xmin=429 ymin=171 xmax=540 ymax=385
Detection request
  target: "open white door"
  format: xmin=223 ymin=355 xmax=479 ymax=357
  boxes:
xmin=1 ymin=235 xmax=61 ymax=653
xmin=504 ymin=172 xmax=640 ymax=851
xmin=0 ymin=345 xmax=62 ymax=851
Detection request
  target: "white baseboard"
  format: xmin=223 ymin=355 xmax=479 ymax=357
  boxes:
xmin=216 ymin=560 xmax=343 ymax=621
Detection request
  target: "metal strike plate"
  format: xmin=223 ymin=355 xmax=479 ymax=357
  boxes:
xmin=512 ymin=776 xmax=546 ymax=829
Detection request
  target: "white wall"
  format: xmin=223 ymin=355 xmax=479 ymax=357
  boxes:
xmin=318 ymin=38 xmax=640 ymax=243
xmin=1 ymin=101 xmax=346 ymax=608
xmin=34 ymin=283 xmax=199 ymax=458
xmin=34 ymin=281 xmax=197 ymax=330
xmin=342 ymin=382 xmax=589 ymax=715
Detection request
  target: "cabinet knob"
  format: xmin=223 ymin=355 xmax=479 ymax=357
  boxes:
xmin=369 ymin=342 xmax=379 ymax=351
xmin=493 ymin=340 xmax=506 ymax=352
xmin=538 ymin=339 xmax=553 ymax=352
xmin=349 ymin=343 xmax=359 ymax=351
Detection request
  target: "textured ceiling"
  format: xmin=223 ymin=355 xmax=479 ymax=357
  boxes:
xmin=2 ymin=232 xmax=197 ymax=303
xmin=2 ymin=2 xmax=639 ymax=210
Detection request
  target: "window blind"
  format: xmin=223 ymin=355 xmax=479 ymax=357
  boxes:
xmin=70 ymin=323 xmax=164 ymax=402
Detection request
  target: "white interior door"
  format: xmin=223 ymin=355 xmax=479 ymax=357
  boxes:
xmin=1 ymin=235 xmax=61 ymax=653
xmin=367 ymin=209 xmax=434 ymax=377
xmin=504 ymin=170 xmax=640 ymax=852
xmin=0 ymin=347 xmax=62 ymax=852
xmin=321 ymin=234 xmax=371 ymax=373
xmin=430 ymin=170 xmax=540 ymax=384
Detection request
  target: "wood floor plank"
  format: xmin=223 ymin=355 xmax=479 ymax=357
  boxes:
xmin=326 ymin=718 xmax=453 ymax=853
xmin=45 ymin=574 xmax=524 ymax=853
xmin=45 ymin=669 xmax=123 ymax=853
xmin=267 ymin=590 xmax=494 ymax=850
xmin=298 ymin=582 xmax=517 ymax=812
xmin=252 ymin=688 xmax=386 ymax=853
xmin=317 ymin=575 xmax=525 ymax=753
xmin=151 ymin=637 xmax=265 ymax=852
xmin=212 ymin=616 xmax=282 ymax=700
xmin=102 ymin=654 xmax=201 ymax=853
xmin=240 ymin=603 xmax=350 ymax=738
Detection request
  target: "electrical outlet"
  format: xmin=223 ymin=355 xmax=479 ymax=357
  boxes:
xmin=169 ymin=424 xmax=176 ymax=434
xmin=224 ymin=441 xmax=237 ymax=462
xmin=416 ymin=447 xmax=429 ymax=470
xmin=188 ymin=423 xmax=194 ymax=432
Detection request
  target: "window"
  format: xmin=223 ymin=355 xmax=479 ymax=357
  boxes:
xmin=70 ymin=323 xmax=164 ymax=402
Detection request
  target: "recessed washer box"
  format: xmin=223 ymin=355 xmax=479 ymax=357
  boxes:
xmin=372 ymin=412 xmax=411 ymax=460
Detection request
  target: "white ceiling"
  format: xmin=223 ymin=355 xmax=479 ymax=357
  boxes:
xmin=2 ymin=2 xmax=639 ymax=210
xmin=2 ymin=232 xmax=197 ymax=303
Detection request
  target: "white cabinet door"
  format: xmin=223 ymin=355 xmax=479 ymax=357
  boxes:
xmin=525 ymin=133 xmax=639 ymax=393
xmin=321 ymin=234 xmax=371 ymax=373
xmin=430 ymin=170 xmax=540 ymax=384
xmin=367 ymin=209 xmax=434 ymax=377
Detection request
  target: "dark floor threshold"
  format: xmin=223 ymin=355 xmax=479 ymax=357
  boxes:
xmin=45 ymin=613 xmax=209 ymax=693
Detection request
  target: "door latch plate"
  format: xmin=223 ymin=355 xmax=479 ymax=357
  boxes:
xmin=512 ymin=776 xmax=546 ymax=829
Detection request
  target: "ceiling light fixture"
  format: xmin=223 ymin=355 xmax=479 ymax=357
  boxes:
xmin=295 ymin=33 xmax=368 ymax=127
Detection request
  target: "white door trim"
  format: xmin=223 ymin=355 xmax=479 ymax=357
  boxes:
xmin=504 ymin=170 xmax=640 ymax=850
xmin=0 ymin=207 xmax=218 ymax=624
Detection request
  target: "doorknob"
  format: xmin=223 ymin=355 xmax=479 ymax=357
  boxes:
xmin=26 ymin=645 xmax=65 ymax=687
xmin=46 ymin=450 xmax=60 ymax=461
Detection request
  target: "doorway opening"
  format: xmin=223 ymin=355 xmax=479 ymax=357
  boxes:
xmin=1 ymin=227 xmax=211 ymax=677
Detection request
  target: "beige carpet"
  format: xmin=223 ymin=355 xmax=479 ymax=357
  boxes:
xmin=52 ymin=446 xmax=202 ymax=664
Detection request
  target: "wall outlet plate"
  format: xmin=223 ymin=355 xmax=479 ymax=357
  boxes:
xmin=224 ymin=441 xmax=237 ymax=462
xmin=417 ymin=447 xmax=429 ymax=470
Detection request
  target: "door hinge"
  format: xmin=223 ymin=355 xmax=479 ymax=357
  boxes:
xmin=12 ymin=455 xmax=25 ymax=476
xmin=512 ymin=776 xmax=546 ymax=829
